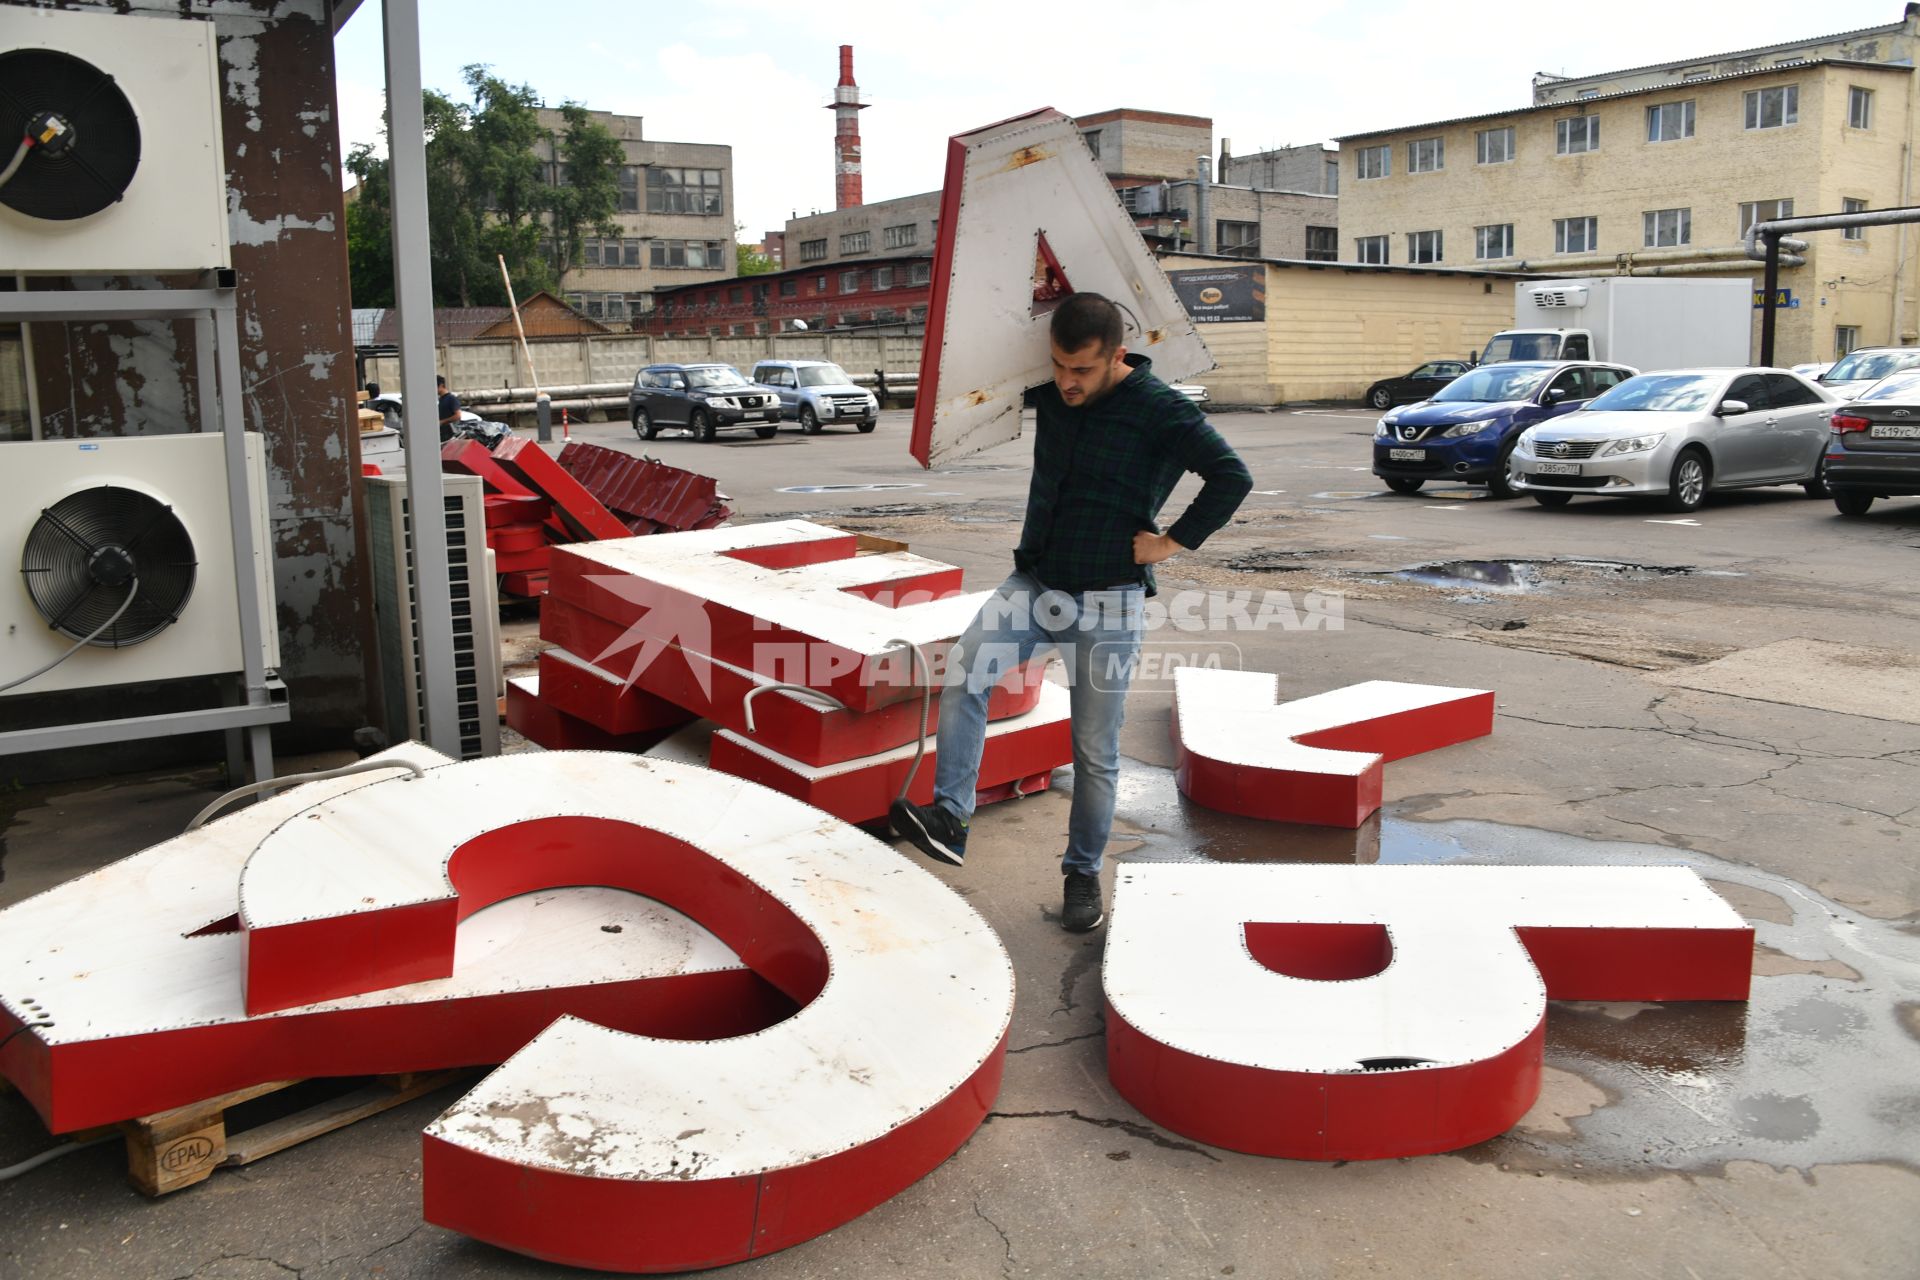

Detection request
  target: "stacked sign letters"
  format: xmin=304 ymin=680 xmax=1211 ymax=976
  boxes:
xmin=505 ymin=519 xmax=1069 ymax=824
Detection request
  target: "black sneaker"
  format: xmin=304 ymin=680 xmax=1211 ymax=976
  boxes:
xmin=890 ymin=799 xmax=968 ymax=867
xmin=1062 ymin=871 xmax=1104 ymax=933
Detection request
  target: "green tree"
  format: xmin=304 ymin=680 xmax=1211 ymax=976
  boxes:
xmin=736 ymin=242 xmax=775 ymax=275
xmin=544 ymin=104 xmax=624 ymax=280
xmin=343 ymin=69 xmax=621 ymax=310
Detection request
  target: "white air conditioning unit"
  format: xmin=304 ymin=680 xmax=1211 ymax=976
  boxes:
xmin=0 ymin=434 xmax=277 ymax=698
xmin=364 ymin=474 xmax=502 ymax=760
xmin=1531 ymin=287 xmax=1589 ymax=309
xmin=0 ymin=7 xmax=229 ymax=273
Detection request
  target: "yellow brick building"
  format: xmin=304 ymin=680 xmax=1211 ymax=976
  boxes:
xmin=1335 ymin=57 xmax=1917 ymax=365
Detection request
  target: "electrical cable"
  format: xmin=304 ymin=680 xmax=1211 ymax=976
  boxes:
xmin=741 ymin=682 xmax=848 ymax=733
xmin=0 ymin=1020 xmax=54 ymax=1053
xmin=0 ymin=136 xmax=32 ymax=191
xmin=187 ymin=759 xmax=428 ymax=832
xmin=882 ymin=639 xmax=932 ymax=805
xmin=0 ymin=577 xmax=139 ymax=695
xmin=0 ymin=1135 xmax=115 ymax=1183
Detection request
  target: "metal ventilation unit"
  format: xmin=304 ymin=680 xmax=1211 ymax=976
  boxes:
xmin=364 ymin=474 xmax=502 ymax=759
xmin=0 ymin=6 xmax=229 ymax=273
xmin=1529 ymin=287 xmax=1590 ymax=310
xmin=1 ymin=435 xmax=277 ymax=696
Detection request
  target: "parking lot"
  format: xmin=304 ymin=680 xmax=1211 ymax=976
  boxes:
xmin=3 ymin=404 xmax=1917 ymax=1279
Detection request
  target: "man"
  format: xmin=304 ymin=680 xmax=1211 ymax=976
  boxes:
xmin=891 ymin=292 xmax=1252 ymax=932
xmin=436 ymin=374 xmax=460 ymax=443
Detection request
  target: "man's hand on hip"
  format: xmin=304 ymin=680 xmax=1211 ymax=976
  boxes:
xmin=1133 ymin=531 xmax=1184 ymax=565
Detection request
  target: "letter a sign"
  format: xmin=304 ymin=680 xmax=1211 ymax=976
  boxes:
xmin=910 ymin=108 xmax=1215 ymax=468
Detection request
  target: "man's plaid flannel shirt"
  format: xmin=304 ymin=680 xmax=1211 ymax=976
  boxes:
xmin=1015 ymin=354 xmax=1253 ymax=597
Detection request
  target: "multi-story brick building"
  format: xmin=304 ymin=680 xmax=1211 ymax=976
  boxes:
xmin=1335 ymin=11 xmax=1920 ymax=363
xmin=638 ymin=256 xmax=934 ymax=338
xmin=531 ymin=108 xmax=735 ymax=326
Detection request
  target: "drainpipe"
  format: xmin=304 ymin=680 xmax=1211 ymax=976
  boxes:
xmin=1509 ymin=242 xmax=1805 ymax=274
xmin=1196 ymin=157 xmax=1212 ymax=255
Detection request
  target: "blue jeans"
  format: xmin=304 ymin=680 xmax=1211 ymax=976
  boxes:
xmin=932 ymin=571 xmax=1144 ymax=876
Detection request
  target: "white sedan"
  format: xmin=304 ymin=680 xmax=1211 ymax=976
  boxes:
xmin=1511 ymin=367 xmax=1838 ymax=513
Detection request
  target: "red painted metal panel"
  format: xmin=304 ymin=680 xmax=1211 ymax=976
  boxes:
xmin=484 ymin=493 xmax=551 ymax=527
xmin=491 ymin=437 xmax=632 ymax=541
xmin=910 ymin=134 xmax=973 ymax=469
xmin=505 ymin=675 xmax=679 ymax=753
xmin=492 ymin=545 xmax=553 ymax=575
xmin=489 ymin=522 xmax=548 ymax=554
xmin=707 ymin=702 xmax=1070 ymax=825
xmin=536 ymin=649 xmax=697 ymax=737
xmin=1106 ymin=1000 xmax=1546 ymax=1160
xmin=539 ymin=598 xmax=1045 ymax=766
xmin=555 ymin=443 xmax=731 ymax=532
xmin=441 ymin=438 xmax=535 ymax=497
xmin=500 ymin=570 xmax=549 ymax=598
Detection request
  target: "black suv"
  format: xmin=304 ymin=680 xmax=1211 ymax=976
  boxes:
xmin=629 ymin=364 xmax=782 ymax=442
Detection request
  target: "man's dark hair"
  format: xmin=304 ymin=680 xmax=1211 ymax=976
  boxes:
xmin=1049 ymin=292 xmax=1125 ymax=353
xmin=436 ymin=375 xmax=448 ymax=387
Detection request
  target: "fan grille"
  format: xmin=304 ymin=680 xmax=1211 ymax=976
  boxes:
xmin=0 ymin=49 xmax=141 ymax=221
xmin=21 ymin=486 xmax=196 ymax=647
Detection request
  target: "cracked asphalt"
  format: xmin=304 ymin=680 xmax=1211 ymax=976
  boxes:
xmin=2 ymin=406 xmax=1917 ymax=1278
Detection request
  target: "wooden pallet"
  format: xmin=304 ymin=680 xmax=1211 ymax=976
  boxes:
xmin=118 ymin=1069 xmax=469 ymax=1197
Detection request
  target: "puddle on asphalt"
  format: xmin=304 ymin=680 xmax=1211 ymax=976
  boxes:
xmin=775 ymin=483 xmax=924 ymax=494
xmin=1055 ymin=761 xmax=1920 ymax=1176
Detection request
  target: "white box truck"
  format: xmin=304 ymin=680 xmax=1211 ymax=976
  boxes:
xmin=1478 ymin=277 xmax=1753 ymax=370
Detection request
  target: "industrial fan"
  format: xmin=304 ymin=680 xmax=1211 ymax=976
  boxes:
xmin=0 ymin=47 xmax=141 ymax=221
xmin=21 ymin=486 xmax=196 ymax=648
xmin=0 ymin=7 xmax=228 ymax=273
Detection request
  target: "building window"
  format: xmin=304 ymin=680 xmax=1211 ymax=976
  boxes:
xmin=815 ymin=275 xmax=828 ymax=291
xmin=1556 ymin=115 xmax=1600 ymax=154
xmin=1408 ymin=136 xmax=1444 ymax=173
xmin=780 ymin=277 xmax=798 ymax=296
xmin=874 ymin=266 xmax=894 ymax=289
xmin=1407 ymin=230 xmax=1442 ymax=263
xmin=1476 ymin=127 xmax=1514 ymax=164
xmin=1083 ymin=130 xmax=1101 ymax=160
xmin=1849 ymin=86 xmax=1874 ymax=129
xmin=649 ymin=239 xmax=726 ymax=269
xmin=1646 ymin=101 xmax=1695 ymax=142
xmin=583 ymin=238 xmax=601 ymax=267
xmin=646 ymin=167 xmax=724 ymax=215
xmin=1578 ymin=89 xmax=1599 ymax=99
xmin=1217 ymin=220 xmax=1259 ymax=257
xmin=841 ymin=230 xmax=871 ymax=255
xmin=1744 ymin=85 xmax=1799 ymax=130
xmin=727 ymin=286 xmax=743 ymax=304
xmin=1739 ymin=198 xmax=1794 ymax=235
xmin=1475 ymin=224 xmax=1514 ymax=260
xmin=1643 ymin=207 xmax=1691 ymax=247
xmin=1356 ymin=144 xmax=1390 ymax=180
xmin=909 ymin=261 xmax=931 ymax=285
xmin=1305 ymin=226 xmax=1338 ymax=261
xmin=1835 ymin=325 xmax=1862 ymax=356
xmin=1356 ymin=235 xmax=1388 ymax=264
xmin=840 ymin=270 xmax=860 ymax=294
xmin=799 ymin=238 xmax=827 ymax=263
xmin=1843 ymin=197 xmax=1868 ymax=240
xmin=883 ymin=223 xmax=917 ymax=249
xmin=618 ymin=166 xmax=641 ymax=212
xmin=1555 ymin=216 xmax=1598 ymax=254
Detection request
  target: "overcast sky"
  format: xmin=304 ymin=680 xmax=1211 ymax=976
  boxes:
xmin=332 ymin=0 xmax=1904 ymax=239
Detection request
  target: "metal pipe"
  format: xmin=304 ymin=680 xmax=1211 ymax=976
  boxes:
xmin=1746 ymin=207 xmax=1920 ymax=260
xmin=1761 ymin=232 xmax=1782 ymax=367
xmin=1512 ymin=242 xmax=1803 ymax=274
xmin=383 ymin=0 xmax=462 ymax=758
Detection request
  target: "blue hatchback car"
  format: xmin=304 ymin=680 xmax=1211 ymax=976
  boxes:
xmin=1372 ymin=361 xmax=1635 ymax=496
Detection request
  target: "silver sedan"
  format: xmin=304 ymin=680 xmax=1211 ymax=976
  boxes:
xmin=1510 ymin=367 xmax=1838 ymax=513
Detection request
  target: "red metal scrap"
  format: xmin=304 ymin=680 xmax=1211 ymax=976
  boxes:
xmin=556 ymin=443 xmax=731 ymax=532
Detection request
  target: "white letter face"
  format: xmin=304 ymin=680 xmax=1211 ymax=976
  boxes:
xmin=1171 ymin=670 xmax=1495 ymax=827
xmin=1104 ymin=864 xmax=1751 ymax=1161
xmin=910 ymin=108 xmax=1213 ymax=468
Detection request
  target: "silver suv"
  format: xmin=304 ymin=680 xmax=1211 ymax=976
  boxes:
xmin=750 ymin=359 xmax=879 ymax=434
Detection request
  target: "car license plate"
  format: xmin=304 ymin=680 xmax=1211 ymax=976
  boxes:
xmin=1869 ymin=423 xmax=1920 ymax=439
xmin=1389 ymin=448 xmax=1425 ymax=461
xmin=1535 ymin=462 xmax=1582 ymax=476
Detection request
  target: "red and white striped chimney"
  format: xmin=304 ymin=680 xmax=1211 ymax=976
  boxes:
xmin=828 ymin=44 xmax=866 ymax=210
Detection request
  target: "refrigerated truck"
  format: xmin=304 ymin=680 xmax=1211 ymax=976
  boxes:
xmin=1477 ymin=277 xmax=1753 ymax=371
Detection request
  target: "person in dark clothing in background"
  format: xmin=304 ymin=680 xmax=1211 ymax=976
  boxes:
xmin=892 ymin=292 xmax=1253 ymax=932
xmin=436 ymin=375 xmax=460 ymax=443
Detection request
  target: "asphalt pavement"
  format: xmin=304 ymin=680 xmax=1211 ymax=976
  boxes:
xmin=2 ymin=405 xmax=1916 ymax=1279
